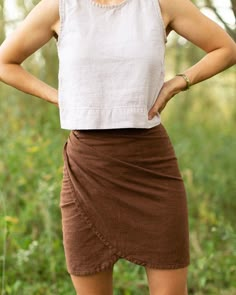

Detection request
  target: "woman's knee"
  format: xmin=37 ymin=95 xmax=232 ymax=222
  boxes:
xmin=69 ymin=266 xmax=114 ymax=295
xmin=145 ymin=265 xmax=189 ymax=295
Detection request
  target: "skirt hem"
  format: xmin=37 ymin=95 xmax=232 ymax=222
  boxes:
xmin=64 ymin=149 xmax=190 ymax=275
xmin=68 ymin=256 xmax=190 ymax=276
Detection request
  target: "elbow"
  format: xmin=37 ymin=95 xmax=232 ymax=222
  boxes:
xmin=0 ymin=61 xmax=12 ymax=82
xmin=224 ymin=43 xmax=236 ymax=67
xmin=0 ymin=60 xmax=22 ymax=83
xmin=210 ymin=40 xmax=236 ymax=69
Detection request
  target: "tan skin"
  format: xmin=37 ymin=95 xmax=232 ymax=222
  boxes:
xmin=0 ymin=0 xmax=236 ymax=294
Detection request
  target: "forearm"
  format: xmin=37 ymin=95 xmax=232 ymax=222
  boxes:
xmin=184 ymin=47 xmax=236 ymax=86
xmin=148 ymin=46 xmax=235 ymax=118
xmin=0 ymin=63 xmax=58 ymax=106
xmin=169 ymin=46 xmax=236 ymax=94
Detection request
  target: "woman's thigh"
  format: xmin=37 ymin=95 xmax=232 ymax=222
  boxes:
xmin=70 ymin=266 xmax=114 ymax=295
xmin=145 ymin=266 xmax=189 ymax=295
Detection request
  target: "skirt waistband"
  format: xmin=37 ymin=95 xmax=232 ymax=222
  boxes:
xmin=72 ymin=123 xmax=162 ymax=138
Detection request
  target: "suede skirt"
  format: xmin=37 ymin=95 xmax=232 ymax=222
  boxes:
xmin=59 ymin=123 xmax=190 ymax=276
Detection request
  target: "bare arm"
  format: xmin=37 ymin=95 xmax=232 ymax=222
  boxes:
xmin=148 ymin=0 xmax=236 ymax=118
xmin=0 ymin=0 xmax=59 ymax=106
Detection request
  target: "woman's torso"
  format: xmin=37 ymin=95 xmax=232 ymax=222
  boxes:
xmin=54 ymin=0 xmax=168 ymax=130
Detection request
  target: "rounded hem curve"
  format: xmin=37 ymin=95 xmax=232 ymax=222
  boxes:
xmin=63 ymin=142 xmax=190 ymax=274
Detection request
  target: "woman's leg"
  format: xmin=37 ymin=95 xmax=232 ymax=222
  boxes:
xmin=70 ymin=266 xmax=114 ymax=295
xmin=145 ymin=266 xmax=188 ymax=295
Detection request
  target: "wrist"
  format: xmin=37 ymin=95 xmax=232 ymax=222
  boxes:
xmin=166 ymin=75 xmax=189 ymax=95
xmin=176 ymin=73 xmax=191 ymax=91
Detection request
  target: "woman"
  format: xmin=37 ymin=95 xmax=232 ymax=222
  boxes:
xmin=0 ymin=0 xmax=235 ymax=294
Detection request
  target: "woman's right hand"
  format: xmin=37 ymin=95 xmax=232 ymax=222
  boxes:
xmin=50 ymin=88 xmax=59 ymax=108
xmin=46 ymin=85 xmax=59 ymax=107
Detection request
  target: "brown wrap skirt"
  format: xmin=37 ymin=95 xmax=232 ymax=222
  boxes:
xmin=59 ymin=123 xmax=190 ymax=276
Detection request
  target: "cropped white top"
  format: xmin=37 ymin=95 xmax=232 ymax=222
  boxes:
xmin=56 ymin=0 xmax=167 ymax=130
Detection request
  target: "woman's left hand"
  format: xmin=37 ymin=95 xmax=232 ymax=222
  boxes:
xmin=148 ymin=76 xmax=187 ymax=120
xmin=148 ymin=0 xmax=236 ymax=121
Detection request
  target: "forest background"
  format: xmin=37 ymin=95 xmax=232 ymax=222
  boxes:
xmin=0 ymin=0 xmax=235 ymax=294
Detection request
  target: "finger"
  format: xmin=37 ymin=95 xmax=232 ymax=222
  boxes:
xmin=148 ymin=100 xmax=167 ymax=119
xmin=159 ymin=102 xmax=167 ymax=114
xmin=148 ymin=102 xmax=162 ymax=119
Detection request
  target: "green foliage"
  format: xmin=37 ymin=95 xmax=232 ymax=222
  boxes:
xmin=1 ymin=67 xmax=236 ymax=294
xmin=0 ymin=1 xmax=235 ymax=293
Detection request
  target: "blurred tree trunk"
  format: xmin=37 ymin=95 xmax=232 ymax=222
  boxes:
xmin=231 ymin=0 xmax=236 ymax=19
xmin=203 ymin=0 xmax=236 ymax=40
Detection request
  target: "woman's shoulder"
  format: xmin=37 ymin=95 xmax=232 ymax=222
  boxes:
xmin=36 ymin=0 xmax=60 ymax=41
xmin=158 ymin=0 xmax=203 ymax=33
xmin=32 ymin=0 xmax=59 ymax=35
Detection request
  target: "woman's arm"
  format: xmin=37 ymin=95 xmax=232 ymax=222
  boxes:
xmin=0 ymin=0 xmax=59 ymax=106
xmin=148 ymin=0 xmax=236 ymax=119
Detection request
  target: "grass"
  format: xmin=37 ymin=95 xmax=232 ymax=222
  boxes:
xmin=0 ymin=69 xmax=236 ymax=294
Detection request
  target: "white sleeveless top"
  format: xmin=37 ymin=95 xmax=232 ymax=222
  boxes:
xmin=56 ymin=0 xmax=167 ymax=130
